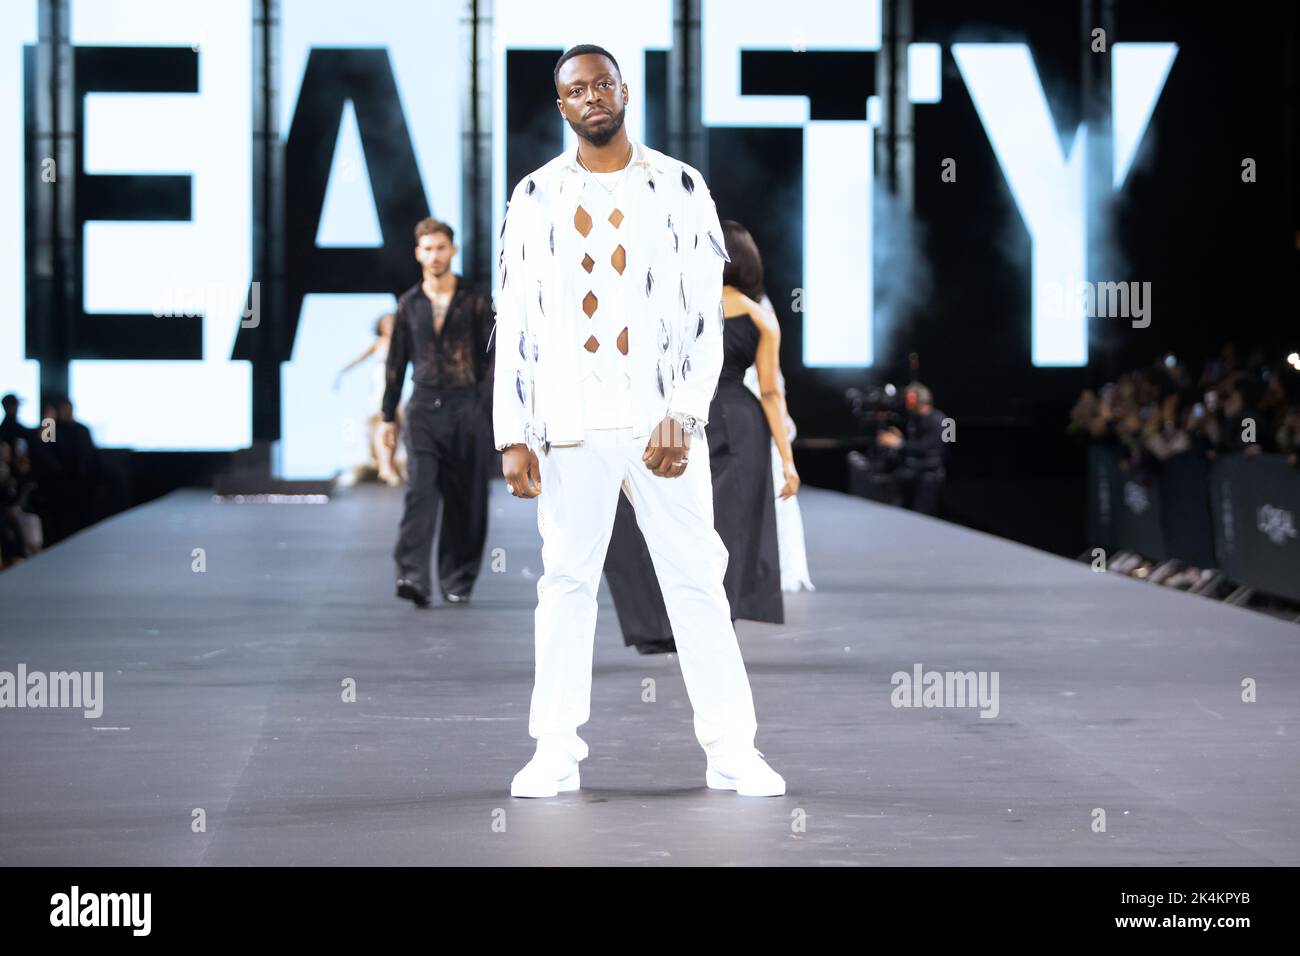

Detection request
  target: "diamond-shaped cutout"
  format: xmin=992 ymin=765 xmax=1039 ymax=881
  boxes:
xmin=611 ymin=244 xmax=626 ymax=274
xmin=584 ymin=335 xmax=600 ymax=352
xmin=617 ymin=327 xmax=628 ymax=354
xmin=574 ymin=205 xmax=592 ymax=237
xmin=608 ymin=208 xmax=624 ymax=228
xmin=582 ymin=291 xmax=598 ymax=318
xmin=581 ymin=253 xmax=595 ymax=273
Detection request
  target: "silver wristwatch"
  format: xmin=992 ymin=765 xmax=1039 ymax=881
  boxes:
xmin=668 ymin=411 xmax=704 ymax=439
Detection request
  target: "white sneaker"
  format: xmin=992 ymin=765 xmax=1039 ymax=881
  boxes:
xmin=510 ymin=746 xmax=581 ymax=798
xmin=705 ymin=748 xmax=786 ymax=796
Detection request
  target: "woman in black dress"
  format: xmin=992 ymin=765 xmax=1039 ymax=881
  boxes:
xmin=603 ymin=220 xmax=801 ymax=652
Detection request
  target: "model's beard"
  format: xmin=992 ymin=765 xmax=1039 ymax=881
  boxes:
xmin=568 ymin=104 xmax=626 ymax=148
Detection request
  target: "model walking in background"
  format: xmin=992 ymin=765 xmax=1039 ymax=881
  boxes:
xmin=382 ymin=218 xmax=497 ymax=609
xmin=337 ymin=312 xmax=405 ymax=487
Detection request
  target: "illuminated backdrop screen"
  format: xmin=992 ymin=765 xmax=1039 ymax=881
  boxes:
xmin=7 ymin=0 xmax=1291 ymax=478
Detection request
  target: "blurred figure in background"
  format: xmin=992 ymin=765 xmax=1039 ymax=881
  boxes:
xmin=0 ymin=393 xmax=31 ymax=449
xmin=45 ymin=397 xmax=101 ymax=542
xmin=0 ymin=437 xmax=41 ymax=566
xmin=0 ymin=439 xmax=28 ymax=565
xmin=876 ymin=382 xmax=947 ymax=516
xmin=1277 ymin=404 xmax=1300 ymax=466
xmin=336 ymin=312 xmax=405 ymax=487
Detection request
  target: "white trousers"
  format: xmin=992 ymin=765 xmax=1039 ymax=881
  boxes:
xmin=528 ymin=426 xmax=759 ymax=763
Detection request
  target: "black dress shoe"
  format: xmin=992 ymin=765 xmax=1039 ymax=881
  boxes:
xmin=635 ymin=639 xmax=677 ymax=655
xmin=442 ymin=591 xmax=471 ymax=605
xmin=396 ymin=579 xmax=432 ymax=609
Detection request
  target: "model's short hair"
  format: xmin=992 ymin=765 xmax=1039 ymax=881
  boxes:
xmin=414 ymin=217 xmax=454 ymax=245
xmin=554 ymin=44 xmax=621 ymax=89
xmin=721 ymin=220 xmax=765 ymax=302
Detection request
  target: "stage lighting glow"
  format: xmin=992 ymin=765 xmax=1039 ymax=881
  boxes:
xmin=1287 ymin=352 xmax=1299 ymax=370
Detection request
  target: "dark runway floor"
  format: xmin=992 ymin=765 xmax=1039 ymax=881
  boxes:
xmin=1 ymin=480 xmax=1297 ymax=866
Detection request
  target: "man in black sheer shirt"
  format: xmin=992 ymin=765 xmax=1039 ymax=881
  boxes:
xmin=381 ymin=217 xmax=496 ymax=608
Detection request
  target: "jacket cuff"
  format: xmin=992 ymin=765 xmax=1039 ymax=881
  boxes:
xmin=666 ymin=409 xmax=707 ymax=439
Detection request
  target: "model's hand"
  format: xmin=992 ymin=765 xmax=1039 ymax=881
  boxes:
xmin=779 ymin=459 xmax=801 ymax=499
xmin=643 ymin=416 xmax=691 ymax=478
xmin=502 ymin=444 xmax=542 ymax=497
xmin=380 ymin=421 xmax=397 ymax=450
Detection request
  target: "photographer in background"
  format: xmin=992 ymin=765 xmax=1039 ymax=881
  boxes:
xmin=877 ymin=383 xmax=948 ymax=516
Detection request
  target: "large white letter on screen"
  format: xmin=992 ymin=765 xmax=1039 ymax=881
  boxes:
xmin=2 ymin=3 xmax=39 ymax=422
xmin=953 ymin=41 xmax=1175 ymax=367
xmin=952 ymin=43 xmax=1087 ymax=367
xmin=277 ymin=0 xmax=462 ymax=479
xmin=71 ymin=0 xmax=252 ymax=449
xmin=704 ymin=0 xmax=882 ymax=368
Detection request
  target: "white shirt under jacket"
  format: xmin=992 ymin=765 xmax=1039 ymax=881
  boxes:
xmin=491 ymin=137 xmax=730 ymax=454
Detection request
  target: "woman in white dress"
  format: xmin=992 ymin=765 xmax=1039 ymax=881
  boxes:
xmin=336 ymin=312 xmax=405 ymax=486
xmin=743 ymin=297 xmax=815 ymax=592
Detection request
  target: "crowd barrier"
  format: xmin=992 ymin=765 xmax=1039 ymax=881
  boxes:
xmin=1086 ymin=446 xmax=1300 ymax=602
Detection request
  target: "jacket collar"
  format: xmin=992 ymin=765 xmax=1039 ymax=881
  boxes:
xmin=561 ymin=136 xmax=667 ymax=176
xmin=408 ymin=274 xmax=474 ymax=307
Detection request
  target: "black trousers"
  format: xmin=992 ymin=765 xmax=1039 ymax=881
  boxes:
xmin=393 ymin=388 xmax=492 ymax=596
